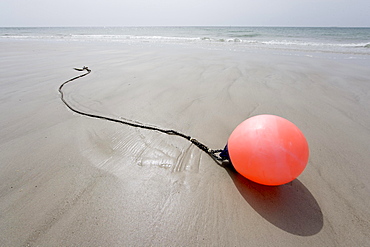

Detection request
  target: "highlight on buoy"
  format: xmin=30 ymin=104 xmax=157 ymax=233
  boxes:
xmin=227 ymin=114 xmax=309 ymax=186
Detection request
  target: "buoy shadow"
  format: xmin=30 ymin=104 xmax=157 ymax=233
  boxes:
xmin=224 ymin=163 xmax=323 ymax=236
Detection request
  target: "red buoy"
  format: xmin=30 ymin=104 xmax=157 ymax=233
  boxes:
xmin=228 ymin=115 xmax=309 ymax=186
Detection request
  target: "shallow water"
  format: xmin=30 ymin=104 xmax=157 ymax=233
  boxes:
xmin=1 ymin=26 xmax=370 ymax=62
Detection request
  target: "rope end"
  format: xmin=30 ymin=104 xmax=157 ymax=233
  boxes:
xmin=74 ymin=66 xmax=91 ymax=72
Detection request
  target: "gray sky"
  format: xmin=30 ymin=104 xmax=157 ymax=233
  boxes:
xmin=1 ymin=0 xmax=369 ymax=27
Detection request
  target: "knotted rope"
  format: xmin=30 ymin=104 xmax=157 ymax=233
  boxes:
xmin=59 ymin=67 xmax=229 ymax=162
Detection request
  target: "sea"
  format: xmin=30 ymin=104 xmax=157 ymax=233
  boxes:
xmin=1 ymin=26 xmax=370 ymax=63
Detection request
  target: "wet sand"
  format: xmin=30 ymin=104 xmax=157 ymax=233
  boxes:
xmin=0 ymin=40 xmax=369 ymax=246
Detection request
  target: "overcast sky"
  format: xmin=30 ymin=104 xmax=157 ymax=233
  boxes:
xmin=1 ymin=0 xmax=369 ymax=27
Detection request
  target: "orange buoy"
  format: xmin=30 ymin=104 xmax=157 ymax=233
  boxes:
xmin=228 ymin=115 xmax=309 ymax=186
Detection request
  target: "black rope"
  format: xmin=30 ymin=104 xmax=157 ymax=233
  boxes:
xmin=59 ymin=67 xmax=229 ymax=162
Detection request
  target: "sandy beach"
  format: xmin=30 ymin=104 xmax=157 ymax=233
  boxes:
xmin=1 ymin=39 xmax=369 ymax=246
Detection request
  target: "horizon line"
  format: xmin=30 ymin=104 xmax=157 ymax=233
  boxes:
xmin=1 ymin=25 xmax=370 ymax=28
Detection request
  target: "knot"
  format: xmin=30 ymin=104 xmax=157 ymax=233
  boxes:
xmin=83 ymin=66 xmax=91 ymax=72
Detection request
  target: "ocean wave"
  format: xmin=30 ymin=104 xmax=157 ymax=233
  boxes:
xmin=200 ymin=37 xmax=242 ymax=43
xmin=0 ymin=35 xmax=55 ymax=39
xmin=229 ymin=38 xmax=242 ymax=42
xmin=1 ymin=33 xmax=367 ymax=49
xmin=261 ymin=40 xmax=370 ymax=48
xmin=230 ymin=34 xmax=260 ymax=38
